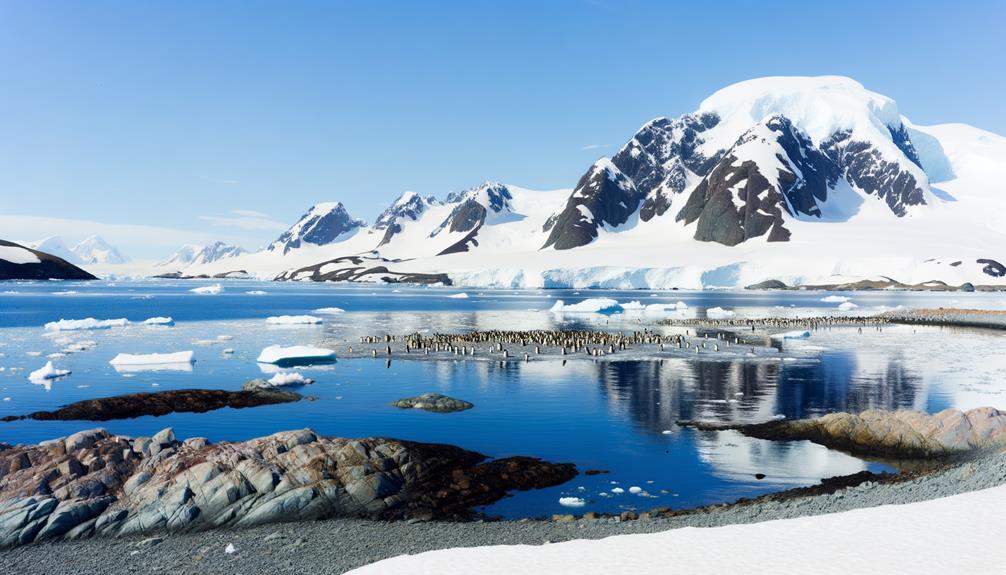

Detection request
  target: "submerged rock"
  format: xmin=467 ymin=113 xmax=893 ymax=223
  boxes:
xmin=681 ymin=407 xmax=1006 ymax=459
xmin=0 ymin=387 xmax=303 ymax=422
xmin=0 ymin=428 xmax=575 ymax=547
xmin=391 ymin=393 xmax=474 ymax=413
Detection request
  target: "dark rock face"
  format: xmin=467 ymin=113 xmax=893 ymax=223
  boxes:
xmin=0 ymin=428 xmax=576 ymax=546
xmin=391 ymin=393 xmax=473 ymax=413
xmin=1 ymin=388 xmax=302 ymax=422
xmin=610 ymin=113 xmax=722 ymax=222
xmin=374 ymin=193 xmax=437 ymax=248
xmin=676 ymin=116 xmax=834 ymax=245
xmin=745 ymin=279 xmax=789 ymax=290
xmin=428 ymin=182 xmax=513 ymax=256
xmin=269 ymin=203 xmax=365 ymax=254
xmin=821 ymin=129 xmax=927 ymax=216
xmin=0 ymin=240 xmax=97 ymax=281
xmin=274 ymin=255 xmax=451 ymax=285
xmin=542 ymin=160 xmax=640 ymax=250
xmin=977 ymin=258 xmax=1006 ymax=278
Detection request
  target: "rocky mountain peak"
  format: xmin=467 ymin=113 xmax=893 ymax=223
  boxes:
xmin=269 ymin=202 xmax=365 ymax=254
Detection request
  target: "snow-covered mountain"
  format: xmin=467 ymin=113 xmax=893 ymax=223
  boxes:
xmin=158 ymin=242 xmax=247 ymax=270
xmin=26 ymin=236 xmax=82 ymax=265
xmin=71 ymin=235 xmax=129 ymax=265
xmin=172 ymin=76 xmax=1006 ymax=289
xmin=268 ymin=202 xmax=365 ymax=254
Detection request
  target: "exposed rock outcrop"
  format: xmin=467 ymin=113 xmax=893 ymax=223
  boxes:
xmin=0 ymin=428 xmax=576 ymax=547
xmin=542 ymin=159 xmax=640 ymax=250
xmin=682 ymin=407 xmax=1006 ymax=459
xmin=274 ymin=255 xmax=450 ymax=285
xmin=0 ymin=387 xmax=302 ymax=422
xmin=391 ymin=393 xmax=474 ymax=413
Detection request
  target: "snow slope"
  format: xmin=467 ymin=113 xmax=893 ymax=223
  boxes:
xmin=71 ymin=235 xmax=129 ymax=264
xmin=348 ymin=484 xmax=1006 ymax=575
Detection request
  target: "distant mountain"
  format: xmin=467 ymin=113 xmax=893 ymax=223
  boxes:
xmin=72 ymin=235 xmax=129 ymax=265
xmin=26 ymin=237 xmax=82 ymax=265
xmin=0 ymin=239 xmax=97 ymax=280
xmin=268 ymin=202 xmax=365 ymax=254
xmin=163 ymin=76 xmax=1006 ymax=289
xmin=158 ymin=242 xmax=247 ymax=269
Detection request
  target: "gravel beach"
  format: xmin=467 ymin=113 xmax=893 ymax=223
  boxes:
xmin=5 ymin=450 xmax=1005 ymax=574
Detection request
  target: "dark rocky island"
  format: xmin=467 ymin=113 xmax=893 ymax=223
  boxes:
xmin=0 ymin=240 xmax=97 ymax=281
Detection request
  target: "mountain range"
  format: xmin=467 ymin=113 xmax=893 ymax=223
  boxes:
xmin=62 ymin=76 xmax=1006 ymax=289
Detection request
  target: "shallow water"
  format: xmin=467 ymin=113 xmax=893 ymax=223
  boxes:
xmin=1 ymin=281 xmax=1005 ymax=518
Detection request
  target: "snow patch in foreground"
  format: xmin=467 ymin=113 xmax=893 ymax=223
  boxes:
xmin=550 ymin=298 xmax=623 ymax=314
xmin=265 ymin=315 xmax=323 ymax=325
xmin=347 ymin=484 xmax=1006 ymax=575
xmin=0 ymin=245 xmax=41 ymax=264
xmin=190 ymin=284 xmax=223 ymax=295
xmin=256 ymin=345 xmax=337 ymax=365
xmin=44 ymin=318 xmax=129 ymax=331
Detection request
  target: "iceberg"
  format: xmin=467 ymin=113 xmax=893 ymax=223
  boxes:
xmin=447 ymin=293 xmax=469 ymax=299
xmin=44 ymin=318 xmax=129 ymax=331
xmin=265 ymin=315 xmax=323 ymax=325
xmin=190 ymin=284 xmax=223 ymax=295
xmin=109 ymin=351 xmax=195 ymax=373
xmin=771 ymin=330 xmax=812 ymax=340
xmin=706 ymin=307 xmax=736 ymax=319
xmin=549 ymin=298 xmax=623 ymax=314
xmin=28 ymin=361 xmax=71 ymax=383
xmin=268 ymin=372 xmax=314 ymax=386
xmin=314 ymin=307 xmax=345 ymax=314
xmin=256 ymin=345 xmax=337 ymax=366
xmin=143 ymin=316 xmax=175 ymax=326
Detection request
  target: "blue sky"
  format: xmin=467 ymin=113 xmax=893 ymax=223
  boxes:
xmin=2 ymin=0 xmax=1004 ymax=258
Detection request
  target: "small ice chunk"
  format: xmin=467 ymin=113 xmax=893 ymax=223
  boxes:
xmin=314 ymin=307 xmax=345 ymax=314
xmin=224 ymin=543 xmax=236 ymax=554
xmin=628 ymin=486 xmax=642 ymax=494
xmin=143 ymin=317 xmax=175 ymax=326
xmin=611 ymin=487 xmax=625 ymax=494
xmin=44 ymin=318 xmax=129 ymax=331
xmin=245 ymin=290 xmax=268 ymax=295
xmin=771 ymin=330 xmax=811 ymax=340
xmin=447 ymin=293 xmax=469 ymax=299
xmin=28 ymin=361 xmax=71 ymax=382
xmin=706 ymin=307 xmax=735 ymax=319
xmin=266 ymin=372 xmax=314 ymax=386
xmin=558 ymin=497 xmax=586 ymax=508
xmin=110 ymin=351 xmax=195 ymax=366
xmin=821 ymin=295 xmax=849 ymax=303
xmin=838 ymin=301 xmax=859 ymax=311
xmin=190 ymin=284 xmax=223 ymax=295
xmin=256 ymin=345 xmax=336 ymax=365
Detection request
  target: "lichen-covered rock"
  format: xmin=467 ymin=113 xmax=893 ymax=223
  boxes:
xmin=391 ymin=393 xmax=474 ymax=413
xmin=0 ymin=427 xmax=575 ymax=548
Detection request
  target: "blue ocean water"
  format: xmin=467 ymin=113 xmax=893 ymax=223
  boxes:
xmin=1 ymin=280 xmax=1005 ymax=518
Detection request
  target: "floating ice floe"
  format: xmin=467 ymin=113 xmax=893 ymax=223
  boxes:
xmin=44 ymin=318 xmax=129 ymax=331
xmin=706 ymin=307 xmax=736 ymax=319
xmin=265 ymin=315 xmax=323 ymax=325
xmin=27 ymin=361 xmax=70 ymax=388
xmin=628 ymin=486 xmax=642 ymax=494
xmin=109 ymin=351 xmax=195 ymax=373
xmin=771 ymin=330 xmax=812 ymax=340
xmin=314 ymin=307 xmax=345 ymax=314
xmin=190 ymin=284 xmax=223 ymax=295
xmin=838 ymin=301 xmax=859 ymax=311
xmin=821 ymin=295 xmax=850 ymax=303
xmin=550 ymin=298 xmax=623 ymax=314
xmin=611 ymin=487 xmax=625 ymax=494
xmin=558 ymin=497 xmax=587 ymax=508
xmin=267 ymin=372 xmax=314 ymax=386
xmin=143 ymin=316 xmax=175 ymax=326
xmin=63 ymin=341 xmax=98 ymax=353
xmin=447 ymin=293 xmax=469 ymax=299
xmin=245 ymin=290 xmax=268 ymax=295
xmin=256 ymin=345 xmax=337 ymax=366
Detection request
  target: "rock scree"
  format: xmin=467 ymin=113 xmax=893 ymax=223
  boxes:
xmin=680 ymin=407 xmax=1006 ymax=459
xmin=391 ymin=393 xmax=474 ymax=413
xmin=0 ymin=428 xmax=576 ymax=547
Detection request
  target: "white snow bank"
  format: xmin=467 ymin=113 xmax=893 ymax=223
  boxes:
xmin=821 ymin=295 xmax=850 ymax=303
xmin=143 ymin=316 xmax=174 ymax=326
xmin=0 ymin=245 xmax=41 ymax=264
xmin=256 ymin=345 xmax=337 ymax=365
xmin=28 ymin=361 xmax=71 ymax=382
xmin=190 ymin=283 xmax=223 ymax=295
xmin=314 ymin=307 xmax=345 ymax=314
xmin=265 ymin=315 xmax=323 ymax=325
xmin=447 ymin=292 xmax=469 ymax=299
xmin=44 ymin=318 xmax=129 ymax=331
xmin=838 ymin=301 xmax=859 ymax=311
xmin=706 ymin=307 xmax=735 ymax=319
xmin=771 ymin=330 xmax=812 ymax=340
xmin=109 ymin=351 xmax=195 ymax=366
xmin=558 ymin=497 xmax=586 ymax=508
xmin=550 ymin=298 xmax=623 ymax=314
xmin=348 ymin=484 xmax=1006 ymax=575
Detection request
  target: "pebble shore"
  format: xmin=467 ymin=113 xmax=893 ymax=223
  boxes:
xmin=5 ymin=450 xmax=1006 ymax=574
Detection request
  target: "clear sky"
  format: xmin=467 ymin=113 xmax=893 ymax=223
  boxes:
xmin=2 ymin=0 xmax=1004 ymax=258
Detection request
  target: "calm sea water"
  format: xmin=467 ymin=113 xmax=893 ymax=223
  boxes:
xmin=1 ymin=280 xmax=1005 ymax=517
